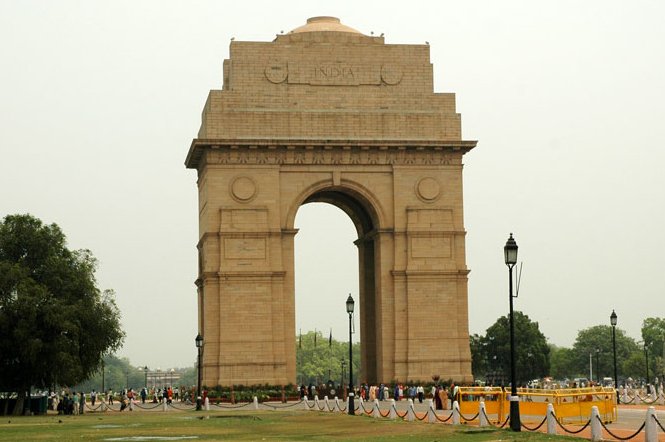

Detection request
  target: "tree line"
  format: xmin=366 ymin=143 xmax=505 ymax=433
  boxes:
xmin=470 ymin=312 xmax=665 ymax=386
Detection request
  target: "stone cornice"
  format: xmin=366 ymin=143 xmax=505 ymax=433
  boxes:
xmin=185 ymin=138 xmax=477 ymax=169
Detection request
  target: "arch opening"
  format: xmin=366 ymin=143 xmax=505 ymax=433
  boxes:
xmin=294 ymin=187 xmax=380 ymax=384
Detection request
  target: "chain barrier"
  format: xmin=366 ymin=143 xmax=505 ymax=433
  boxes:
xmin=133 ymin=402 xmax=163 ymax=410
xmin=212 ymin=402 xmax=253 ymax=409
xmin=259 ymin=400 xmax=304 ymax=410
xmin=459 ymin=412 xmax=479 ymax=422
xmin=168 ymin=403 xmax=197 ymax=411
xmin=434 ymin=411 xmax=453 ymax=423
xmin=378 ymin=408 xmax=390 ymax=418
xmin=620 ymin=396 xmax=636 ymax=404
xmin=395 ymin=409 xmax=408 ymax=419
xmin=634 ymin=395 xmax=658 ymax=405
xmin=520 ymin=415 xmax=547 ymax=432
xmin=553 ymin=416 xmax=591 ymax=435
xmin=360 ymin=402 xmax=373 ymax=415
xmin=654 ymin=414 xmax=665 ymax=433
xmin=596 ymin=415 xmax=645 ymax=441
xmin=414 ymin=410 xmax=428 ymax=421
xmin=85 ymin=403 xmax=104 ymax=411
xmin=303 ymin=400 xmax=316 ymax=409
xmin=478 ymin=408 xmax=509 ymax=429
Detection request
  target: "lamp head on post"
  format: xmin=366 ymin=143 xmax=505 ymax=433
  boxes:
xmin=346 ymin=294 xmax=355 ymax=315
xmin=504 ymin=233 xmax=518 ymax=267
xmin=610 ymin=310 xmax=617 ymax=327
xmin=195 ymin=333 xmax=204 ymax=349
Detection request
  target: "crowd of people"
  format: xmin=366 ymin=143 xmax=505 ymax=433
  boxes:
xmin=299 ymin=382 xmax=461 ymax=410
xmin=46 ymin=385 xmax=195 ymax=414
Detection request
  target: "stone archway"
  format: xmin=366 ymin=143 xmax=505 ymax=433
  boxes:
xmin=185 ymin=17 xmax=476 ymax=386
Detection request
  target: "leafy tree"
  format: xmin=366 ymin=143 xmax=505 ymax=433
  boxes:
xmin=571 ymin=325 xmax=638 ymax=383
xmin=549 ymin=345 xmax=576 ymax=380
xmin=642 ymin=317 xmax=665 ymax=382
xmin=295 ymin=330 xmax=360 ymax=387
xmin=0 ymin=214 xmax=124 ymax=414
xmin=472 ymin=311 xmax=550 ymax=386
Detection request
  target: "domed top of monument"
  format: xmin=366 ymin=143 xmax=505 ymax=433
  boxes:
xmin=289 ymin=16 xmax=364 ymax=35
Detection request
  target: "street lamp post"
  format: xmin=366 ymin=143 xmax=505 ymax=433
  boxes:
xmin=346 ymin=294 xmax=355 ymax=416
xmin=610 ymin=310 xmax=618 ymax=404
xmin=341 ymin=360 xmax=346 ymax=397
xmin=125 ymin=369 xmax=129 ymax=391
xmin=101 ymin=359 xmax=105 ymax=394
xmin=143 ymin=366 xmax=148 ymax=388
xmin=504 ymin=233 xmax=521 ymax=432
xmin=195 ymin=333 xmax=204 ymax=411
xmin=595 ymin=349 xmax=600 ymax=384
xmin=644 ymin=343 xmax=650 ymax=393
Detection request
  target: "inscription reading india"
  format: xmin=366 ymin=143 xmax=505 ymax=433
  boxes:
xmin=315 ymin=65 xmax=355 ymax=80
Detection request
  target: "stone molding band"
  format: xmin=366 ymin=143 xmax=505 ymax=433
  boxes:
xmin=185 ymin=139 xmax=477 ymax=169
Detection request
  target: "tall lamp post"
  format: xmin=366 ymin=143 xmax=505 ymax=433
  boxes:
xmin=341 ymin=360 xmax=346 ymax=397
xmin=346 ymin=294 xmax=355 ymax=416
xmin=595 ymin=349 xmax=600 ymax=384
xmin=644 ymin=342 xmax=650 ymax=393
xmin=195 ymin=333 xmax=204 ymax=411
xmin=504 ymin=233 xmax=521 ymax=432
xmin=610 ymin=310 xmax=618 ymax=404
xmin=143 ymin=366 xmax=148 ymax=388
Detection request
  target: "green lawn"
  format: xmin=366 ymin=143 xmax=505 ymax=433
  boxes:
xmin=0 ymin=410 xmax=580 ymax=441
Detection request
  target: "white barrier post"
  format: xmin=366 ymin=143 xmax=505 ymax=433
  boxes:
xmin=590 ymin=406 xmax=602 ymax=442
xmin=478 ymin=401 xmax=488 ymax=427
xmin=452 ymin=401 xmax=460 ymax=425
xmin=373 ymin=399 xmax=381 ymax=418
xmin=204 ymin=396 xmax=209 ymax=411
xmin=314 ymin=395 xmax=320 ymax=410
xmin=324 ymin=396 xmax=331 ymax=412
xmin=303 ymin=395 xmax=310 ymax=410
xmin=253 ymin=396 xmax=259 ymax=410
xmin=389 ymin=399 xmax=396 ymax=420
xmin=622 ymin=389 xmax=628 ymax=403
xmin=428 ymin=398 xmax=437 ymax=423
xmin=645 ymin=407 xmax=657 ymax=442
xmin=163 ymin=398 xmax=168 ymax=412
xmin=406 ymin=398 xmax=415 ymax=422
xmin=129 ymin=398 xmax=134 ymax=411
xmin=546 ymin=403 xmax=557 ymax=435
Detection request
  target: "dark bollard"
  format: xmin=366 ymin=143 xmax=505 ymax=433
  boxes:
xmin=196 ymin=396 xmax=202 ymax=411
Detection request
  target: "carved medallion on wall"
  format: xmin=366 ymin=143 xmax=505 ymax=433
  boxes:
xmin=265 ymin=62 xmax=288 ymax=84
xmin=416 ymin=177 xmax=441 ymax=202
xmin=230 ymin=176 xmax=257 ymax=203
xmin=380 ymin=65 xmax=403 ymax=85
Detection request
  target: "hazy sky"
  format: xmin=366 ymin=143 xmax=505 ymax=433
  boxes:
xmin=1 ymin=1 xmax=664 ymax=370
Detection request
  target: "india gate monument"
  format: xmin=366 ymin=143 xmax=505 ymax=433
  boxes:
xmin=185 ymin=17 xmax=476 ymax=386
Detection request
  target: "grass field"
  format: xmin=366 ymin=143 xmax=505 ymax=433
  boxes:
xmin=0 ymin=410 xmax=581 ymax=441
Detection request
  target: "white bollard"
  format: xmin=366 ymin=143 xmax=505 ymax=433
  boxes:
xmin=645 ymin=407 xmax=658 ymax=442
xmin=253 ymin=396 xmax=259 ymax=410
xmin=590 ymin=406 xmax=602 ymax=442
xmin=314 ymin=395 xmax=320 ymax=410
xmin=204 ymin=396 xmax=209 ymax=411
xmin=428 ymin=398 xmax=437 ymax=423
xmin=479 ymin=401 xmax=488 ymax=427
xmin=333 ymin=396 xmax=339 ymax=412
xmin=373 ymin=399 xmax=381 ymax=418
xmin=163 ymin=398 xmax=169 ymax=412
xmin=303 ymin=395 xmax=310 ymax=410
xmin=546 ymin=403 xmax=557 ymax=435
xmin=622 ymin=389 xmax=628 ymax=403
xmin=452 ymin=401 xmax=460 ymax=425
xmin=129 ymin=398 xmax=134 ymax=411
xmin=407 ymin=398 xmax=415 ymax=422
xmin=389 ymin=399 xmax=397 ymax=420
xmin=324 ymin=396 xmax=331 ymax=412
